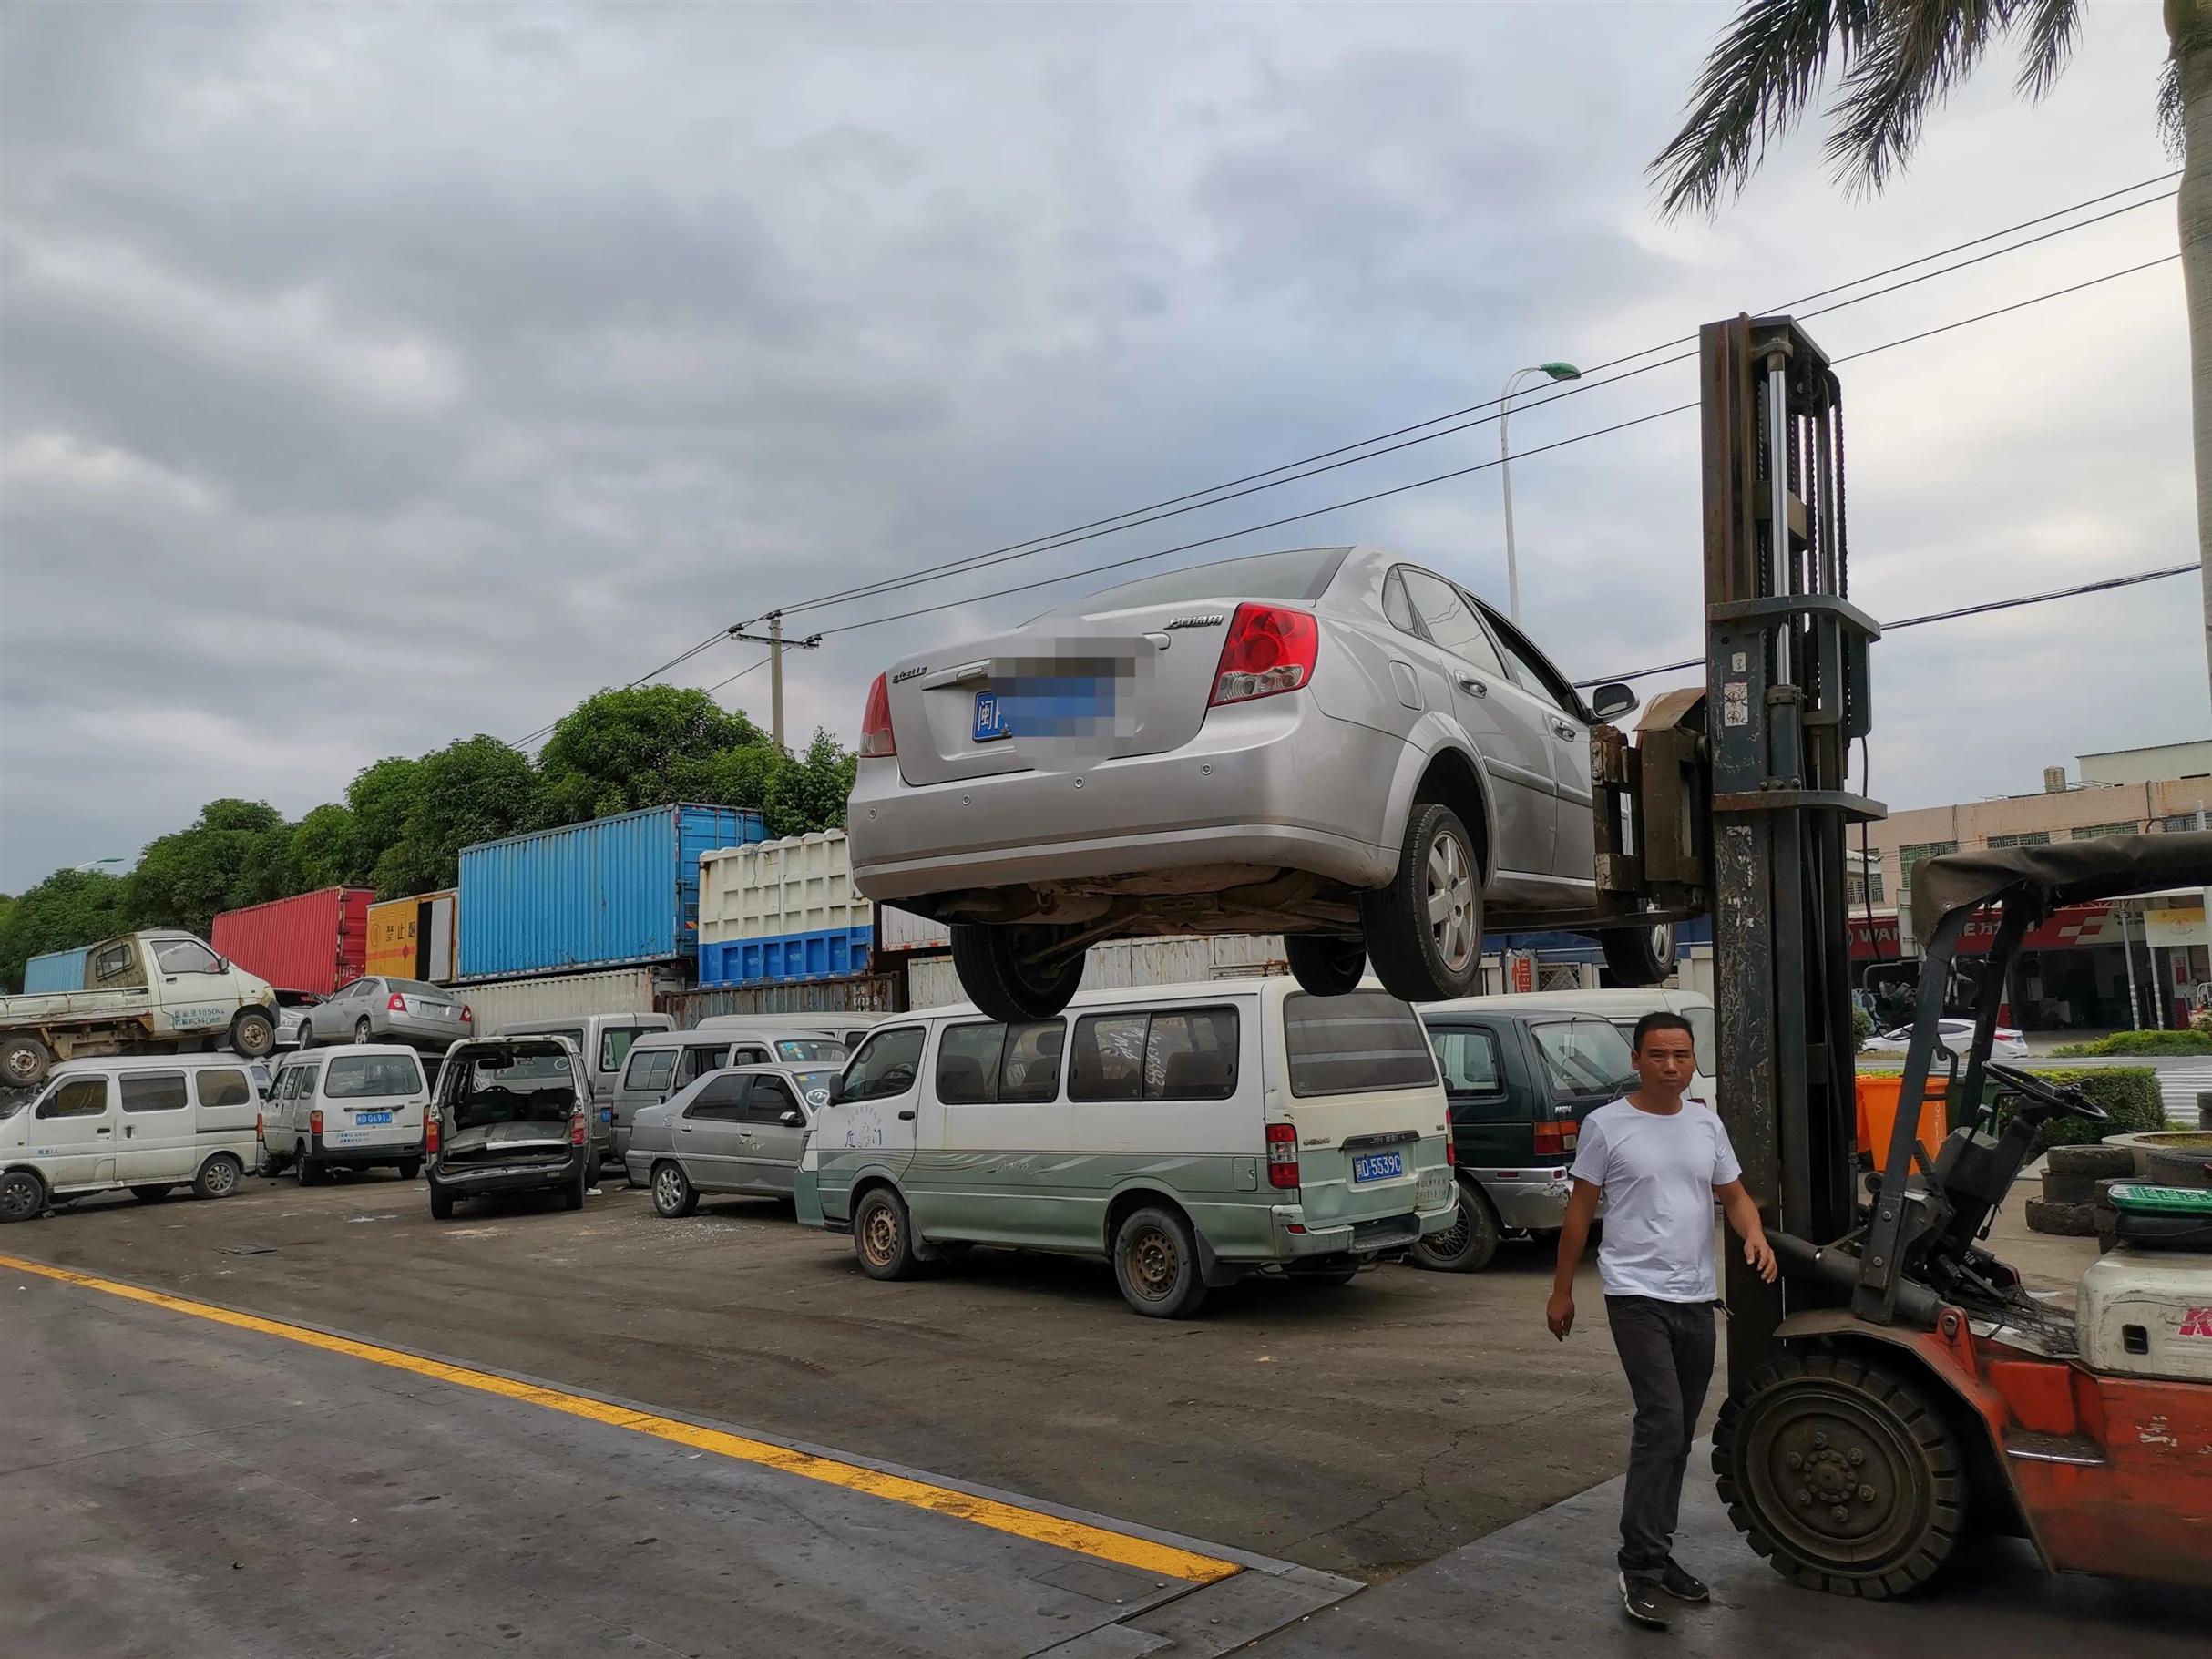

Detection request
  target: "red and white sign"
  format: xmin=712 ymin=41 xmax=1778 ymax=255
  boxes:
xmin=1848 ymin=902 xmax=2127 ymax=962
xmin=2180 ymin=1306 xmax=2212 ymax=1341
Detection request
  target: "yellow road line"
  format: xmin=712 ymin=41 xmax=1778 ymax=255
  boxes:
xmin=0 ymin=1251 xmax=1239 ymax=1585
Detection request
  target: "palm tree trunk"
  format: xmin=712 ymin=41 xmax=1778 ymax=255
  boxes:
xmin=2182 ymin=14 xmax=2212 ymax=719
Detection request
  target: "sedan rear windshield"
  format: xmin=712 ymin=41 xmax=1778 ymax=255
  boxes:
xmin=387 ymin=979 xmax=447 ymax=998
xmin=1284 ymin=991 xmax=1438 ymax=1097
xmin=774 ymin=1038 xmax=847 ymax=1063
xmin=1057 ymin=547 xmax=1348 ymax=615
xmin=327 ymin=1054 xmax=424 ymax=1098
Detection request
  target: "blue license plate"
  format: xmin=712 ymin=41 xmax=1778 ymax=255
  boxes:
xmin=354 ymin=1111 xmax=392 ymax=1127
xmin=601 ymin=1108 xmax=613 ymax=1121
xmin=973 ymin=691 xmax=1011 ymax=742
xmin=1352 ymin=1151 xmax=1405 ymax=1183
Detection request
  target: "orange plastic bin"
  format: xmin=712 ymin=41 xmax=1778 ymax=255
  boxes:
xmin=1855 ymin=1074 xmax=1948 ymax=1168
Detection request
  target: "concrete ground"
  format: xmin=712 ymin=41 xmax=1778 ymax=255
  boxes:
xmin=3 ymin=1168 xmax=2198 ymax=1655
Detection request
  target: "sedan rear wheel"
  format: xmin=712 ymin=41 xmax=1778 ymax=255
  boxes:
xmin=950 ymin=923 xmax=1088 ymax=1022
xmin=1600 ymin=921 xmax=1674 ymax=988
xmin=651 ymin=1162 xmax=699 ymax=1218
xmin=1361 ymin=802 xmax=1483 ymax=1002
xmin=356 ymin=1018 xmax=374 ymax=1043
xmin=1285 ymin=936 xmax=1367 ymax=997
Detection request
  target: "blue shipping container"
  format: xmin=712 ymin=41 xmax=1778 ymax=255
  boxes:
xmin=457 ymin=804 xmax=766 ymax=981
xmin=23 ymin=946 xmax=92 ymax=993
xmin=700 ymin=927 xmax=873 ymax=988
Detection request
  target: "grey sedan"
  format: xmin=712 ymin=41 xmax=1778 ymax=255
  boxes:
xmin=845 ymin=544 xmax=1665 ymax=1019
xmin=300 ymin=976 xmax=474 ymax=1052
xmin=624 ymin=1064 xmax=839 ymax=1217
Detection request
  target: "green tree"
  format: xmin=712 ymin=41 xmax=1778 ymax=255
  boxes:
xmin=371 ymin=735 xmax=542 ymax=896
xmin=537 ymin=686 xmax=765 ymax=822
xmin=345 ymin=755 xmax=424 ymax=883
xmin=0 ymin=869 xmax=129 ymax=992
xmin=763 ymin=730 xmax=858 ymax=836
xmin=289 ymin=804 xmax=361 ymax=890
xmin=123 ymin=798 xmax=292 ymax=936
xmin=1653 ymin=1 xmax=2210 ymax=701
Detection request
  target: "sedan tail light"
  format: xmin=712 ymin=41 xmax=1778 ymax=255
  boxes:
xmin=388 ymin=992 xmax=408 ymax=1012
xmin=1265 ymin=1121 xmax=1300 ymax=1191
xmin=1210 ymin=604 xmax=1319 ymax=706
xmin=859 ymin=672 xmax=896 ymax=757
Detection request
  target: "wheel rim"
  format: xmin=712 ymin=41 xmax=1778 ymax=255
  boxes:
xmin=1741 ymin=1381 xmax=1934 ymax=1569
xmin=296 ymin=1155 xmax=309 ymax=1184
xmin=1125 ymin=1224 xmax=1181 ymax=1299
xmin=1425 ymin=830 xmax=1477 ymax=972
xmin=1424 ymin=1193 xmax=1475 ymax=1261
xmin=0 ymin=1176 xmax=37 ymax=1220
xmin=860 ymin=1202 xmax=900 ymax=1267
xmin=357 ymin=1020 xmax=372 ymax=1042
xmin=4 ymin=1049 xmax=39 ymax=1085
xmin=655 ymin=1168 xmax=684 ymax=1212
xmin=1649 ymin=923 xmax=1672 ymax=968
xmin=204 ymin=1160 xmax=236 ymax=1196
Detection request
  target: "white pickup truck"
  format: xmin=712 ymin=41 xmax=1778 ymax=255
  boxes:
xmin=0 ymin=932 xmax=279 ymax=1089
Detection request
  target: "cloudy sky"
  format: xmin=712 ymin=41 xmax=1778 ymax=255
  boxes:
xmin=0 ymin=2 xmax=2193 ymax=892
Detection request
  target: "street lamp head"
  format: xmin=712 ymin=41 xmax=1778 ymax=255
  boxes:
xmin=1537 ymin=361 xmax=1582 ymax=382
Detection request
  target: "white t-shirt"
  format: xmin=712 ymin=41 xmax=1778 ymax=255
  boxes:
xmin=1568 ymin=1097 xmax=1743 ymax=1303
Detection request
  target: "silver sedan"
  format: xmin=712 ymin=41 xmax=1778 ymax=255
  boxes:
xmin=300 ymin=977 xmax=473 ymax=1052
xmin=624 ymin=1064 xmax=839 ymax=1217
xmin=845 ymin=545 xmax=1664 ymax=1019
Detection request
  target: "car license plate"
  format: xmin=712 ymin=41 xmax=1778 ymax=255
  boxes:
xmin=1352 ymin=1151 xmax=1405 ymax=1183
xmin=600 ymin=1108 xmax=613 ymax=1121
xmin=973 ymin=691 xmax=1011 ymax=742
xmin=355 ymin=1111 xmax=392 ymax=1126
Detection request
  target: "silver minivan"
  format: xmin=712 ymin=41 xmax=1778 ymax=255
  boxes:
xmin=0 ymin=1054 xmax=261 ymax=1221
xmin=609 ymin=1026 xmax=848 ymax=1164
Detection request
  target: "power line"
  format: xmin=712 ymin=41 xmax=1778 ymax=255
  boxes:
xmin=761 ymin=176 xmax=2177 ymax=623
xmin=1573 ymin=561 xmax=2202 ymax=688
xmin=812 ymin=250 xmax=2182 ymax=643
xmin=509 ymin=627 xmax=733 ymax=748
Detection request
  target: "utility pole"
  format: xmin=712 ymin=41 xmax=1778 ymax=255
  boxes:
xmin=725 ymin=612 xmax=822 ymax=751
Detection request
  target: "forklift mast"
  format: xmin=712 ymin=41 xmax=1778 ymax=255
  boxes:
xmin=1699 ymin=316 xmax=1886 ymax=1388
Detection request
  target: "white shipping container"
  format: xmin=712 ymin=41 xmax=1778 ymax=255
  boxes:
xmin=906 ymin=935 xmax=1288 ymax=1009
xmin=460 ymin=967 xmax=668 ymax=1032
xmin=701 ymin=831 xmax=870 ymax=945
xmin=878 ymin=904 xmax=953 ymax=953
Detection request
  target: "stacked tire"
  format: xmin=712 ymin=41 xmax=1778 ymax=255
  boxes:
xmin=2023 ymin=1142 xmax=2134 ymax=1239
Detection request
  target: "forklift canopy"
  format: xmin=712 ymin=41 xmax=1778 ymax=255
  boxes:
xmin=1908 ymin=831 xmax=2212 ymax=941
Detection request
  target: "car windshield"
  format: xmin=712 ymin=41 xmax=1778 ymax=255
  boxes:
xmin=1050 ymin=547 xmax=1347 ymax=616
xmin=791 ymin=1066 xmax=840 ymax=1106
xmin=774 ymin=1039 xmax=847 ymax=1062
xmin=1532 ymin=1019 xmax=1637 ymax=1096
xmin=0 ymin=1091 xmax=29 ymax=1121
xmin=326 ymin=1054 xmax=422 ymax=1098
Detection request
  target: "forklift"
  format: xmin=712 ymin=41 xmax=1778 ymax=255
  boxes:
xmin=1676 ymin=313 xmax=2212 ymax=1596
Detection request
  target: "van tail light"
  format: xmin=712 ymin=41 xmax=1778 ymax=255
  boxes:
xmin=310 ymin=1108 xmax=323 ymax=1137
xmin=570 ymin=1109 xmax=587 ymax=1147
xmin=1443 ymin=1135 xmax=1455 ymax=1165
xmin=1265 ymin=1121 xmax=1300 ymax=1191
xmin=255 ymin=1112 xmax=265 ymax=1145
xmin=1533 ymin=1113 xmax=1581 ymax=1156
xmin=388 ymin=992 xmax=408 ymax=1012
xmin=1210 ymin=603 xmax=1319 ymax=706
xmin=859 ymin=672 xmax=896 ymax=757
xmin=425 ymin=1111 xmax=440 ymax=1154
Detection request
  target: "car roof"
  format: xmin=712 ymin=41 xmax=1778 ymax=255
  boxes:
xmin=894 ymin=977 xmax=1302 ymax=1025
xmin=280 ymin=1043 xmax=425 ymax=1060
xmin=49 ymin=1051 xmax=261 ymax=1077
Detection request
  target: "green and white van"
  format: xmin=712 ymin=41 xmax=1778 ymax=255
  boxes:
xmin=796 ymin=979 xmax=1456 ymax=1317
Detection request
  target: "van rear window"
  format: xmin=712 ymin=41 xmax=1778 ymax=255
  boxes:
xmin=1284 ymin=992 xmax=1437 ymax=1097
xmin=327 ymin=1055 xmax=424 ymax=1098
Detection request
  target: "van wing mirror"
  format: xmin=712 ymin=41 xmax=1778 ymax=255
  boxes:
xmin=826 ymin=1076 xmax=845 ymax=1104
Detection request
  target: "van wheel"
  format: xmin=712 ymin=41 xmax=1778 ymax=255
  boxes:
xmin=193 ymin=1154 xmax=242 ymax=1201
xmin=1361 ymin=802 xmax=1483 ymax=1003
xmin=853 ymin=1187 xmax=922 ymax=1280
xmin=1285 ymin=936 xmax=1367 ymax=997
xmin=0 ymin=1169 xmax=47 ymax=1223
xmin=1112 ymin=1205 xmax=1210 ymax=1318
xmin=651 ymin=1162 xmax=698 ymax=1218
xmin=129 ymin=1184 xmax=175 ymax=1203
xmin=429 ymin=1183 xmax=455 ymax=1220
xmin=0 ymin=1035 xmax=53 ymax=1091
xmin=1599 ymin=921 xmax=1674 ymax=988
xmin=228 ymin=1009 xmax=277 ymax=1060
xmin=564 ymin=1164 xmax=587 ymax=1211
xmin=295 ymin=1151 xmax=325 ymax=1187
xmin=950 ymin=923 xmax=1088 ymax=1022
xmin=397 ymin=1159 xmax=421 ymax=1182
xmin=1410 ymin=1179 xmax=1502 ymax=1273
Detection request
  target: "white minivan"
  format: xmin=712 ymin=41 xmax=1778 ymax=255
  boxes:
xmin=0 ymin=1054 xmax=261 ymax=1222
xmin=261 ymin=1045 xmax=430 ymax=1184
xmin=797 ymin=979 xmax=1457 ymax=1317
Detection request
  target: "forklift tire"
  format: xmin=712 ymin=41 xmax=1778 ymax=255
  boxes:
xmin=950 ymin=924 xmax=1089 ymax=1023
xmin=2044 ymin=1143 xmax=2135 ymax=1179
xmin=1598 ymin=921 xmax=1674 ymax=988
xmin=2023 ymin=1197 xmax=2096 ymax=1237
xmin=1285 ymin=936 xmax=1367 ymax=997
xmin=1713 ymin=1349 xmax=1966 ymax=1599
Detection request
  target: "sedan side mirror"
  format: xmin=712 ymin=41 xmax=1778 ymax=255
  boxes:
xmin=779 ymin=1110 xmax=804 ymax=1127
xmin=1588 ymin=681 xmax=1639 ymax=722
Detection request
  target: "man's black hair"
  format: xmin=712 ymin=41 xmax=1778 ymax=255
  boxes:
xmin=1631 ymin=1010 xmax=1695 ymax=1052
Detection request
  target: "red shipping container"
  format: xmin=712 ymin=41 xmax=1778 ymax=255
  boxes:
xmin=212 ymin=887 xmax=374 ymax=997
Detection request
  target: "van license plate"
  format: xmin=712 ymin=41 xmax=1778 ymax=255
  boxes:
xmin=1352 ymin=1151 xmax=1405 ymax=1183
xmin=973 ymin=691 xmax=1011 ymax=742
xmin=355 ymin=1111 xmax=392 ymax=1126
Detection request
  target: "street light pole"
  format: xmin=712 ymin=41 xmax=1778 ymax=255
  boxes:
xmin=72 ymin=857 xmax=124 ymax=874
xmin=1498 ymin=361 xmax=1582 ymax=624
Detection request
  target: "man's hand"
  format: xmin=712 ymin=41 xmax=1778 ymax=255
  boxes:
xmin=1546 ymin=1287 xmax=1575 ymax=1340
xmin=1744 ymin=1230 xmax=1777 ymax=1285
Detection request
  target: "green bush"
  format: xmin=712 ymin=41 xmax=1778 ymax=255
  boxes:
xmin=1851 ymin=1006 xmax=1874 ymax=1053
xmin=2052 ymin=1029 xmax=2212 ymax=1058
xmin=2002 ymin=1066 xmax=2165 ymax=1152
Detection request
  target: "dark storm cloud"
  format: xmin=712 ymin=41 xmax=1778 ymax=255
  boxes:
xmin=0 ymin=2 xmax=2193 ymax=890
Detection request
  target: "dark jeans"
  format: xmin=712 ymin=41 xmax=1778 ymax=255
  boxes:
xmin=1605 ymin=1295 xmax=1716 ymax=1581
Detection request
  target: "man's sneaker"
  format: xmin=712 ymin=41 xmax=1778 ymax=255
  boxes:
xmin=1619 ymin=1572 xmax=1668 ymax=1629
xmin=1659 ymin=1560 xmax=1710 ymax=1603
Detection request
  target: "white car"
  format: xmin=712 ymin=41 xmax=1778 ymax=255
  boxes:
xmin=1865 ymin=1017 xmax=2027 ymax=1060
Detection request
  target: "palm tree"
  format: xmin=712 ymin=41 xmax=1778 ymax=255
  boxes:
xmin=1652 ymin=1 xmax=2211 ymax=710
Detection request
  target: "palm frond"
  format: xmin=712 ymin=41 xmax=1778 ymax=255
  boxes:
xmin=2012 ymin=0 xmax=2078 ymax=100
xmin=1650 ymin=0 xmax=1880 ymax=220
xmin=1825 ymin=1 xmax=2012 ymax=198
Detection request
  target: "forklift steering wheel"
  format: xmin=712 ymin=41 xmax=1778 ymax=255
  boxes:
xmin=1983 ymin=1061 xmax=2110 ymax=1123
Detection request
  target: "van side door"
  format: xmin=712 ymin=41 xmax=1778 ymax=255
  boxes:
xmin=31 ymin=1073 xmax=118 ymax=1188
xmin=116 ymin=1070 xmax=195 ymax=1181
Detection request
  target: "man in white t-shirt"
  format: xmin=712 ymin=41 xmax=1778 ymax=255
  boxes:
xmin=1546 ymin=1010 xmax=1776 ymax=1629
